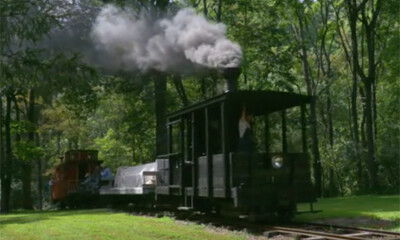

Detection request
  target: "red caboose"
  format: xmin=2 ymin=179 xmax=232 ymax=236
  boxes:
xmin=51 ymin=150 xmax=102 ymax=205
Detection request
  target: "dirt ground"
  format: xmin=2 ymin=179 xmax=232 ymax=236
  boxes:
xmin=313 ymin=216 xmax=398 ymax=229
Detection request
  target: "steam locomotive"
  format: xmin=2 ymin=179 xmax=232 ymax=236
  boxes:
xmin=51 ymin=84 xmax=317 ymax=220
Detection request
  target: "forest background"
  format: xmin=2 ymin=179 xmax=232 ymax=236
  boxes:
xmin=0 ymin=0 xmax=398 ymax=212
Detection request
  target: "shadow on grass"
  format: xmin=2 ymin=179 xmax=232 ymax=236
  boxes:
xmin=295 ymin=195 xmax=400 ymax=232
xmin=0 ymin=208 xmax=114 ymax=226
xmin=298 ymin=195 xmax=400 ymax=215
xmin=0 ymin=215 xmax=51 ymax=225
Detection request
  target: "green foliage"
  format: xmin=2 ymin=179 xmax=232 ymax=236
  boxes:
xmin=10 ymin=118 xmax=44 ymax=164
xmin=87 ymin=87 xmax=156 ymax=165
xmin=1 ymin=0 xmax=399 ymax=211
xmin=93 ymin=129 xmax=132 ymax=171
xmin=0 ymin=0 xmax=60 ymax=46
xmin=223 ymin=0 xmax=300 ymax=91
xmin=375 ymin=75 xmax=400 ymax=193
xmin=13 ymin=141 xmax=44 ymax=164
xmin=31 ymin=0 xmax=400 ymax=197
xmin=50 ymin=55 xmax=99 ymax=117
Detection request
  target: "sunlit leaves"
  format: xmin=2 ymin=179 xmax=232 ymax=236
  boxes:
xmin=14 ymin=141 xmax=44 ymax=163
xmin=93 ymin=128 xmax=133 ymax=171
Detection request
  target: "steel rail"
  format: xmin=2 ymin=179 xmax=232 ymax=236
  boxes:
xmin=272 ymin=226 xmax=381 ymax=240
xmin=298 ymin=222 xmax=400 ymax=237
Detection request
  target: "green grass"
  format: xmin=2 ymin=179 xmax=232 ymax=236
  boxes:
xmin=1 ymin=195 xmax=399 ymax=239
xmin=295 ymin=195 xmax=400 ymax=231
xmin=0 ymin=209 xmax=247 ymax=240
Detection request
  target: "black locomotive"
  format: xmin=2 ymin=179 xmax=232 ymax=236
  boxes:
xmin=150 ymin=89 xmax=317 ymax=220
xmin=52 ymin=89 xmax=316 ymax=220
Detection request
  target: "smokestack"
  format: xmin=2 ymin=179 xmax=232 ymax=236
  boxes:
xmin=223 ymin=67 xmax=241 ymax=92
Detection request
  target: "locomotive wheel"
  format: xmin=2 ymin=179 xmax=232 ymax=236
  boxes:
xmin=277 ymin=205 xmax=295 ymax=222
xmin=248 ymin=211 xmax=275 ymax=222
xmin=248 ymin=207 xmax=273 ymax=222
xmin=59 ymin=200 xmax=66 ymax=210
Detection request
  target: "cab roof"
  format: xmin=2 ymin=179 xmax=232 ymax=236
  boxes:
xmin=167 ymin=90 xmax=312 ymax=119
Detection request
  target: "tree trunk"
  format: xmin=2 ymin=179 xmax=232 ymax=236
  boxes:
xmin=372 ymin=80 xmax=377 ymax=141
xmin=132 ymin=134 xmax=136 ymax=163
xmin=202 ymin=0 xmax=208 ymax=17
xmin=346 ymin=0 xmax=381 ymax=192
xmin=351 ymin=69 xmax=363 ymax=190
xmin=154 ymin=73 xmax=167 ymax=155
xmin=172 ymin=74 xmax=189 ymax=106
xmin=148 ymin=1 xmax=169 ymax=158
xmin=0 ymin=96 xmax=5 ymax=212
xmin=1 ymin=93 xmax=13 ymax=213
xmin=216 ymin=0 xmax=222 ymax=22
xmin=200 ymin=78 xmax=207 ymax=99
xmin=364 ymin=81 xmax=377 ymax=190
xmin=12 ymin=94 xmax=33 ymax=210
xmin=36 ymin=134 xmax=42 ymax=210
xmin=310 ymin=99 xmax=322 ymax=197
xmin=346 ymin=0 xmax=365 ymax=191
xmin=326 ymin=93 xmax=337 ymax=196
xmin=318 ymin=2 xmax=336 ymax=196
xmin=364 ymin=11 xmax=379 ymax=191
xmin=12 ymin=95 xmax=21 ymax=209
xmin=296 ymin=9 xmax=322 ymax=197
xmin=22 ymin=89 xmax=35 ymax=210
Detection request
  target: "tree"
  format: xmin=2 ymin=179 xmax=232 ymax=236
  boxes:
xmin=289 ymin=1 xmax=323 ymax=196
xmin=1 ymin=93 xmax=12 ymax=213
xmin=344 ymin=0 xmax=383 ymax=192
xmin=1 ymin=0 xmax=57 ymax=212
xmin=1 ymin=0 xmax=99 ymax=211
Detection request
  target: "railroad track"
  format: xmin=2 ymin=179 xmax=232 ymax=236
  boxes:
xmin=157 ymin=210 xmax=400 ymax=239
xmin=121 ymin=207 xmax=400 ymax=239
xmin=264 ymin=223 xmax=400 ymax=240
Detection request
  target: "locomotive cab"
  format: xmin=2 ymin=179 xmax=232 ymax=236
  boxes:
xmin=156 ymin=90 xmax=317 ymax=219
xmin=226 ymin=92 xmax=317 ymax=217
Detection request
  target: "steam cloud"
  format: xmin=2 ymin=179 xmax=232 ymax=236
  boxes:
xmin=91 ymin=5 xmax=242 ymax=72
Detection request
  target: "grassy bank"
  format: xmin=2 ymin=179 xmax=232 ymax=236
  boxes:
xmin=0 ymin=195 xmax=398 ymax=240
xmin=0 ymin=209 xmax=246 ymax=240
xmin=295 ymin=195 xmax=400 ymax=231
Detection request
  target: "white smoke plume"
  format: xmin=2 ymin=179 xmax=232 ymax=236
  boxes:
xmin=91 ymin=5 xmax=242 ymax=73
